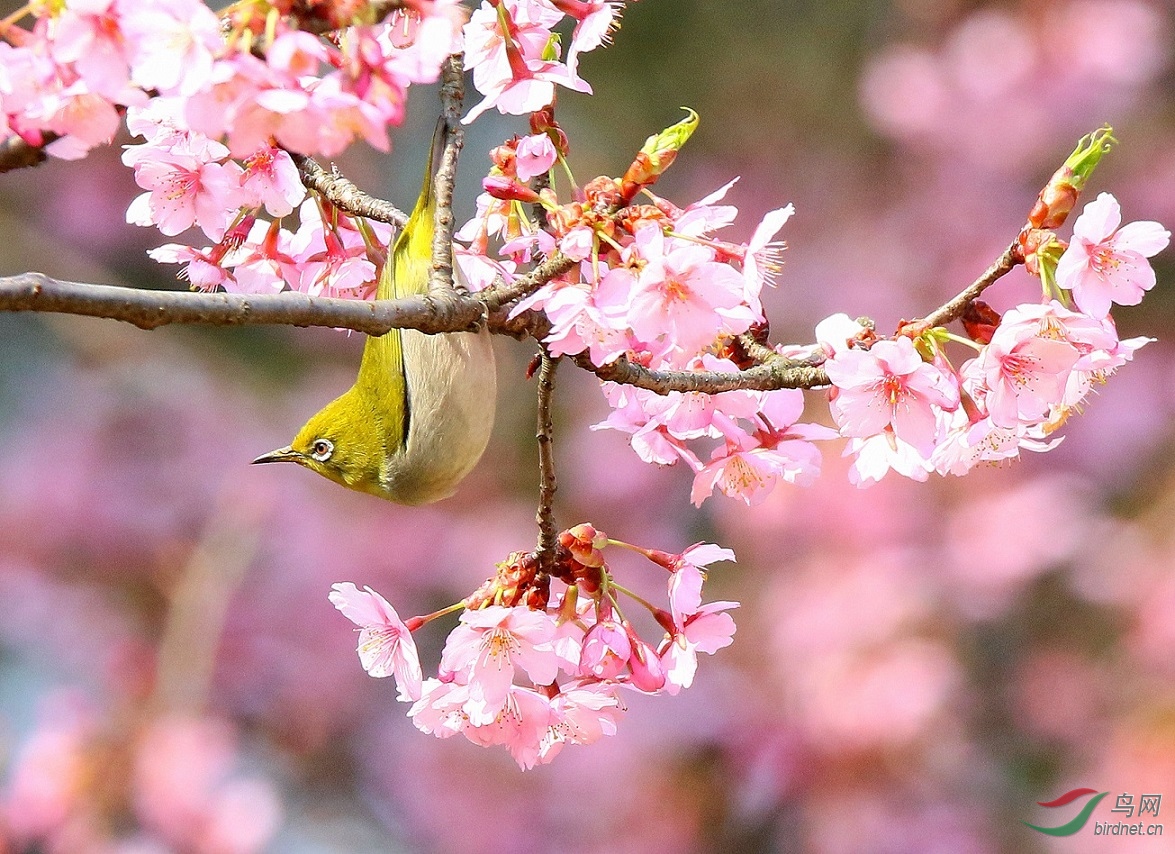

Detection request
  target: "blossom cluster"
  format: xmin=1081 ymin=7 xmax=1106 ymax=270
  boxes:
xmin=820 ymin=191 xmax=1167 ymax=486
xmin=1 ymin=0 xmax=626 ymax=294
xmin=452 ymin=117 xmax=835 ymax=505
xmin=330 ymin=524 xmax=738 ymax=769
xmin=458 ymin=117 xmax=1167 ymax=503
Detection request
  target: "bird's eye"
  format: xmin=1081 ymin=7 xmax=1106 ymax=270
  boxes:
xmin=311 ymin=439 xmax=334 ymax=461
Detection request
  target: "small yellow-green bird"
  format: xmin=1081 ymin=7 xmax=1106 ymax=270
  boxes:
xmin=253 ymin=126 xmax=496 ymax=504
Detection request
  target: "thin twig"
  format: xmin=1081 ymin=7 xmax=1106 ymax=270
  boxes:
xmin=535 ymin=353 xmax=560 ymax=572
xmin=898 ymin=242 xmax=1022 ymax=336
xmin=294 ymin=154 xmax=408 ymax=227
xmin=577 ymin=351 xmax=830 ymax=393
xmin=480 ymin=251 xmax=578 ymax=311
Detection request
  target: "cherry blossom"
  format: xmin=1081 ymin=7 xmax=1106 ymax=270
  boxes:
xmin=334 ymin=523 xmax=737 ymax=767
xmin=825 ymin=336 xmax=960 ymax=454
xmin=1055 ymin=192 xmax=1170 ymax=317
xmin=515 ymin=132 xmax=559 ymax=181
xmin=660 ymin=600 xmax=739 ymax=694
xmin=439 ymin=605 xmax=561 ymax=726
xmin=329 ymin=582 xmax=423 ymax=702
xmin=968 ymin=316 xmax=1081 ymax=430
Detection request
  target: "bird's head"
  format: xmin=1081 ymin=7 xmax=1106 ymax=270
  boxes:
xmin=252 ymin=390 xmax=388 ymax=497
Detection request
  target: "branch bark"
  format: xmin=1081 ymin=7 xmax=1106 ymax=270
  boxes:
xmin=577 ymin=351 xmax=830 ymax=393
xmin=294 ymin=155 xmax=408 ymax=227
xmin=429 ymin=55 xmax=465 ymax=295
xmin=898 ymin=241 xmax=1022 ymax=336
xmin=0 ymin=272 xmax=486 ymax=335
xmin=534 ymin=353 xmax=560 ymax=572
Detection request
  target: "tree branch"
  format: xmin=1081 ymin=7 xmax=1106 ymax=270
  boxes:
xmin=534 ymin=353 xmax=560 ymax=572
xmin=577 ymin=351 xmax=830 ymax=393
xmin=0 ymin=272 xmax=486 ymax=334
xmin=293 ymin=155 xmax=408 ymax=227
xmin=898 ymin=241 xmax=1022 ymax=336
xmin=430 ymin=55 xmax=465 ymax=295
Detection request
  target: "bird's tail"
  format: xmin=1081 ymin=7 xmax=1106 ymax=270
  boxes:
xmin=381 ymin=118 xmax=447 ymax=301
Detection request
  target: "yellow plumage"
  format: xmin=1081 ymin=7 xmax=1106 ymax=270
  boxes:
xmin=254 ymin=126 xmax=497 ymax=504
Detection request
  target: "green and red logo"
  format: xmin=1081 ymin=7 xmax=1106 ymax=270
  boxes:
xmin=1024 ymin=788 xmax=1110 ymax=837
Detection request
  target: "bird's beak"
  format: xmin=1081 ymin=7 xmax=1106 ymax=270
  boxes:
xmin=251 ymin=446 xmax=300 ymax=465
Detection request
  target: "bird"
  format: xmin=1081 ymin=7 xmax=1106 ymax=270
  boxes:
xmin=252 ymin=123 xmax=496 ymax=505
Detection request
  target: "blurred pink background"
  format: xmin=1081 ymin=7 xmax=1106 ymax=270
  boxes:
xmin=1 ymin=1 xmax=1174 ymax=851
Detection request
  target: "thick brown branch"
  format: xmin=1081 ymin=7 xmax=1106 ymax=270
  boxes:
xmin=0 ymin=272 xmax=487 ymax=334
xmin=899 ymin=241 xmax=1022 ymax=336
xmin=294 ymin=155 xmax=408 ymax=227
xmin=534 ymin=353 xmax=560 ymax=571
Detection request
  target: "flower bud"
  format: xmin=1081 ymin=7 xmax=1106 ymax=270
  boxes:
xmin=559 ymin=523 xmax=608 ymax=568
xmin=619 ymin=108 xmax=699 ymax=201
xmin=482 ymin=175 xmax=542 ymax=203
xmin=579 ymin=619 xmax=632 ymax=679
xmin=960 ymin=300 xmax=1001 ymax=345
xmin=1027 ymin=126 xmax=1115 ymax=229
xmin=625 ymin=626 xmax=667 ymax=692
xmin=530 ymin=107 xmax=570 ymax=157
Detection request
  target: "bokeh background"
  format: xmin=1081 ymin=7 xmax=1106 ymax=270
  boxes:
xmin=2 ymin=0 xmax=1175 ymax=851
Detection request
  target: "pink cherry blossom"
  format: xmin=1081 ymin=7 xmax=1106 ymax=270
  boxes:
xmin=48 ymin=1 xmax=136 ymax=102
xmin=825 ymin=337 xmax=960 ymax=454
xmin=439 ymin=605 xmax=560 ymax=726
xmin=515 ymin=132 xmax=558 ymax=181
xmin=845 ymin=428 xmax=933 ymax=486
xmin=627 ymin=226 xmax=756 ymax=363
xmin=408 ymin=678 xmax=473 ymax=738
xmin=465 ymin=55 xmax=592 ymax=123
xmin=538 ymin=681 xmax=625 ymax=763
xmin=579 ymin=619 xmax=632 ymax=679
xmin=329 ymin=582 xmax=423 ymax=702
xmin=461 ymin=683 xmax=554 ymax=770
xmin=667 ymin=177 xmax=740 ymax=236
xmin=29 ymin=82 xmax=121 ymax=160
xmin=660 ymin=601 xmax=739 ymax=694
xmin=240 ymin=147 xmax=305 ymax=218
xmin=462 ymin=0 xmax=590 ymax=123
xmin=1056 ymin=192 xmax=1170 ymax=318
xmin=741 ymin=203 xmax=794 ymax=313
xmin=122 ymin=0 xmax=223 ymax=98
xmin=553 ymin=1 xmax=623 ymax=76
xmin=667 ymin=543 xmax=736 ymax=624
xmin=931 ymin=412 xmax=1061 ymax=477
xmin=464 ymin=0 xmax=562 ymax=95
xmin=147 ymin=243 xmax=232 ymax=292
xmin=124 ymin=152 xmax=245 ymax=239
xmin=690 ymin=432 xmax=825 ymax=506
xmin=969 ymin=317 xmax=1081 ymax=429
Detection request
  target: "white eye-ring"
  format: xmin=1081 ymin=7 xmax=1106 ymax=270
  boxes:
xmin=311 ymin=438 xmax=334 ymax=461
